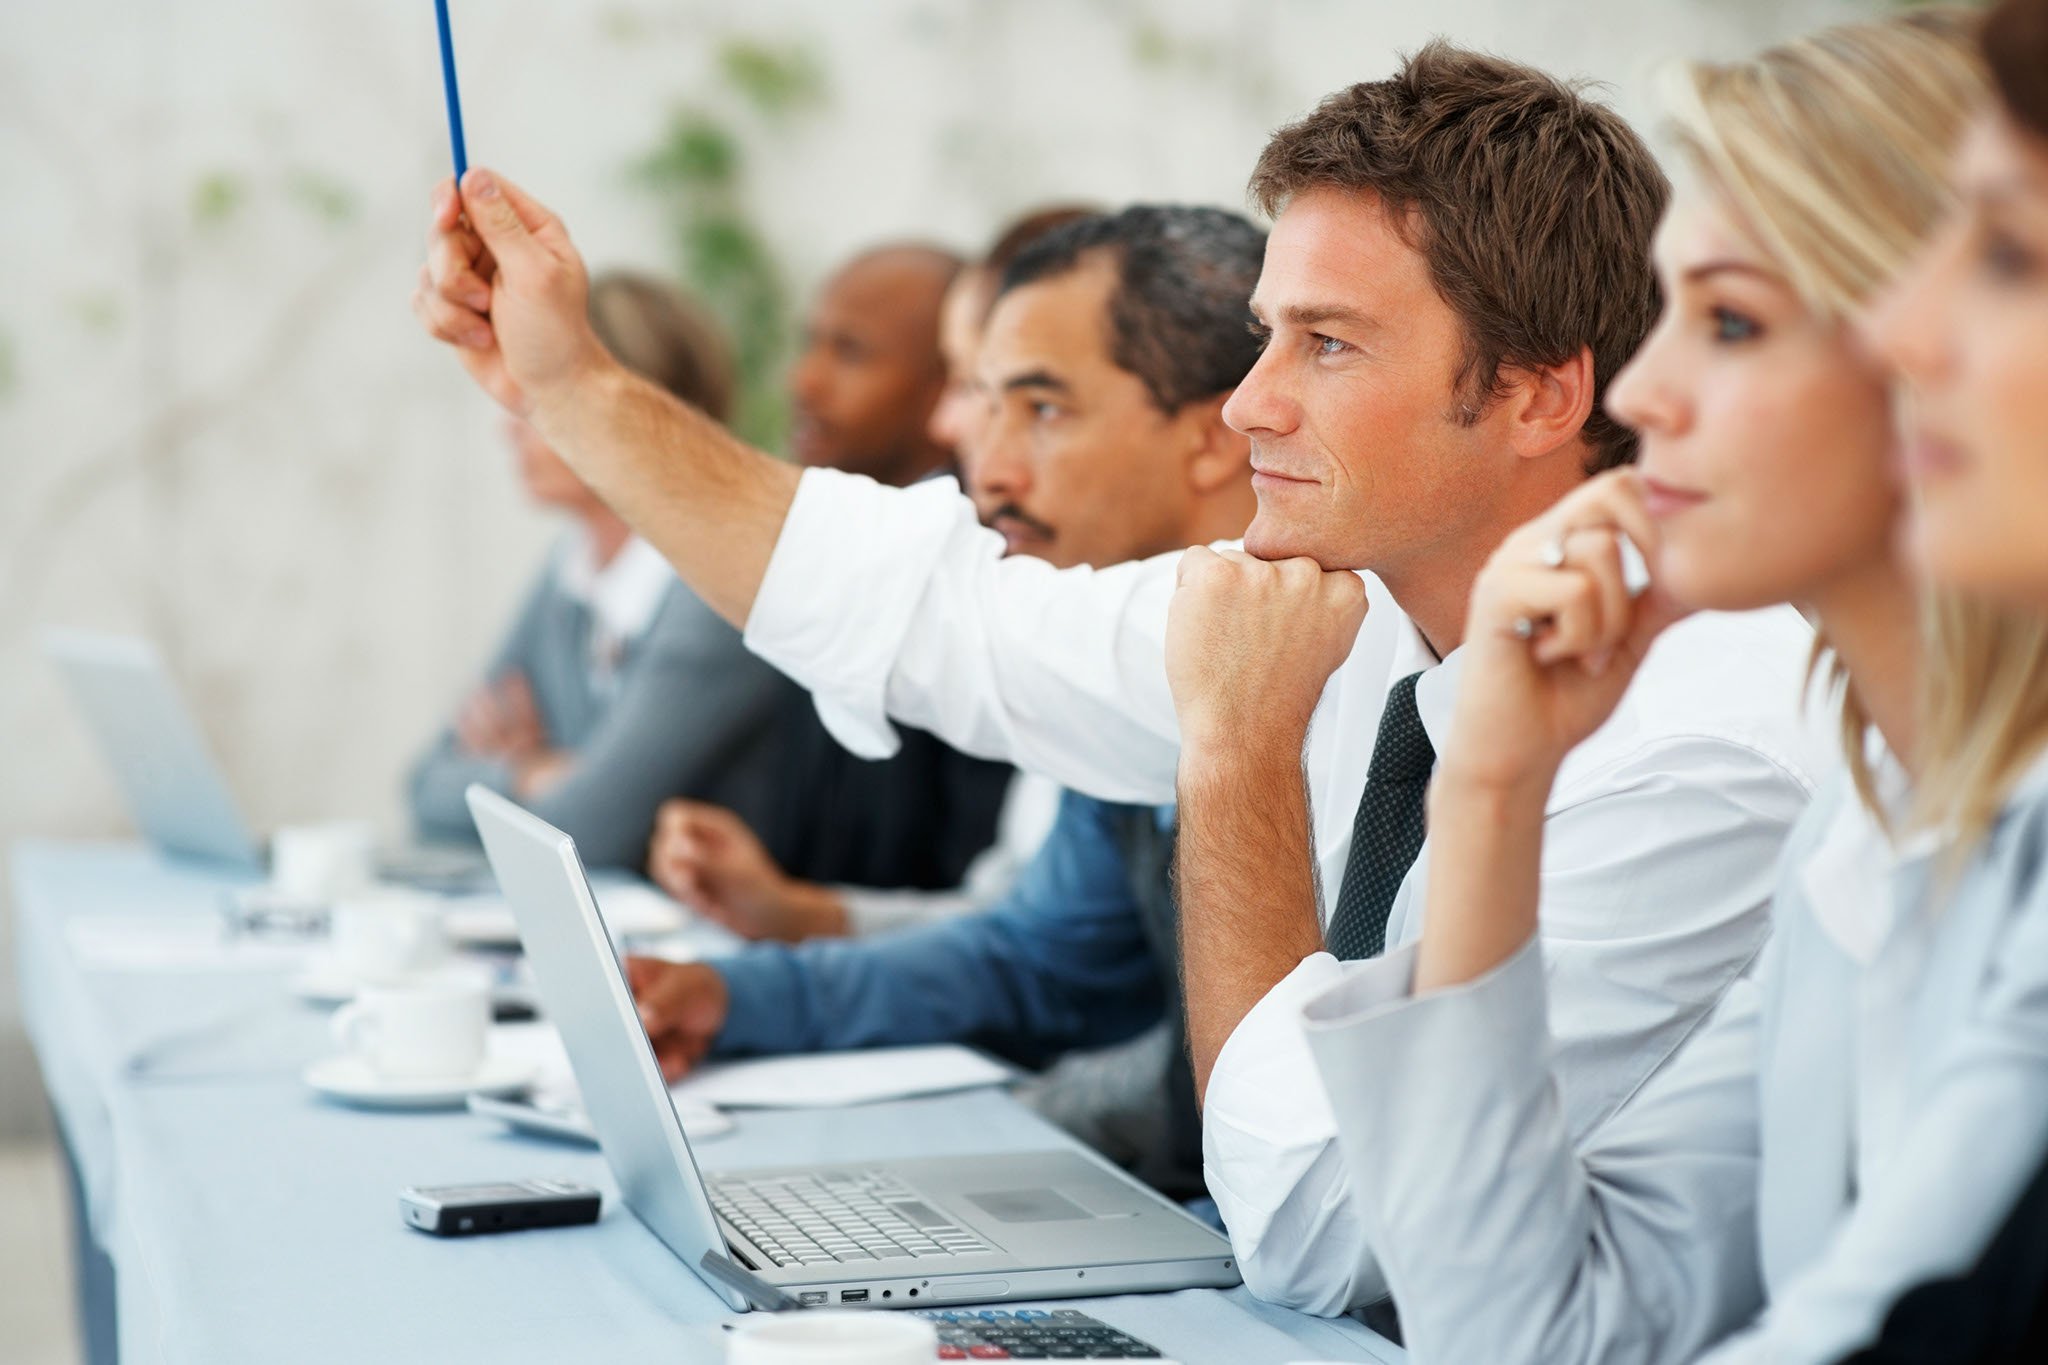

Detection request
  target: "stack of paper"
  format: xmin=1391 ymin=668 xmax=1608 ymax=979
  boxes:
xmin=488 ymin=1023 xmax=1014 ymax=1110
xmin=679 ymin=1045 xmax=1017 ymax=1109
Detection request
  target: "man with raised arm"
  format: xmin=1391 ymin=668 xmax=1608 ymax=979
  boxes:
xmin=414 ymin=45 xmax=1827 ymax=1315
xmin=628 ymin=206 xmax=1265 ymax=1204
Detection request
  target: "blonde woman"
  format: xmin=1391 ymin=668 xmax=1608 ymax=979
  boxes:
xmin=1296 ymin=12 xmax=2048 ymax=1363
xmin=1847 ymin=1 xmax=2048 ymax=1357
xmin=1877 ymin=0 xmax=2048 ymax=613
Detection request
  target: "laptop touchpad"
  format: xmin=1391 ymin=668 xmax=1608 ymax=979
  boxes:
xmin=966 ymin=1188 xmax=1096 ymax=1223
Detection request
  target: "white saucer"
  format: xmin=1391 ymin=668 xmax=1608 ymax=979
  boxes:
xmin=304 ymin=1054 xmax=536 ymax=1110
xmin=291 ymin=961 xmax=530 ymax=1009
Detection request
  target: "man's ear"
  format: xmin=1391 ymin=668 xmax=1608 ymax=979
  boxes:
xmin=1178 ymin=390 xmax=1253 ymax=495
xmin=1498 ymin=344 xmax=1596 ymax=461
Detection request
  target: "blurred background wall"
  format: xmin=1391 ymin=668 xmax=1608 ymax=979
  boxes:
xmin=0 ymin=0 xmax=1872 ymax=1139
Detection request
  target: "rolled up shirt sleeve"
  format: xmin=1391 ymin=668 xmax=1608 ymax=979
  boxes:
xmin=1201 ymin=950 xmax=1382 ymax=1316
xmin=743 ymin=468 xmax=1183 ymax=804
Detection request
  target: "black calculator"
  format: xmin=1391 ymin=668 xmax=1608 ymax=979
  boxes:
xmin=914 ymin=1307 xmax=1166 ymax=1359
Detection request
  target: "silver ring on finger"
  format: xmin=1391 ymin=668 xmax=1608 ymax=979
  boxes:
xmin=1537 ymin=534 xmax=1569 ymax=570
xmin=1509 ymin=615 xmax=1539 ymax=641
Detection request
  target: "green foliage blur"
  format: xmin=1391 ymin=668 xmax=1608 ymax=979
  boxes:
xmin=634 ymin=37 xmax=829 ymax=451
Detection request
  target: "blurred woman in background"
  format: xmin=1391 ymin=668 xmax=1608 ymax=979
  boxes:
xmin=1845 ymin=1 xmax=2048 ymax=1358
xmin=407 ymin=271 xmax=789 ymax=869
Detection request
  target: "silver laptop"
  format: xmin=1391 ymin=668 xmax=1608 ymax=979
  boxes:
xmin=44 ymin=629 xmax=265 ymax=870
xmin=45 ymin=628 xmax=489 ymax=889
xmin=465 ymin=784 xmax=1240 ymax=1313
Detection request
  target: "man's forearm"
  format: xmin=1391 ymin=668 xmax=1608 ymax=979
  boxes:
xmin=1175 ymin=742 xmax=1327 ymax=1100
xmin=532 ymin=363 xmax=801 ymax=628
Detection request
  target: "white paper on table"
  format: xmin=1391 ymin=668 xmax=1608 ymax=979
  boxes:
xmin=439 ymin=878 xmax=713 ymax=947
xmin=679 ymin=1045 xmax=1016 ymax=1109
xmin=488 ymin=1024 xmax=1014 ymax=1110
xmin=480 ymin=1023 xmax=724 ymax=1138
xmin=65 ymin=914 xmax=318 ymax=974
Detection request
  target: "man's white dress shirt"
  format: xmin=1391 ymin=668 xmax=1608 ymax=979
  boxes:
xmin=743 ymin=467 xmax=1831 ymax=1311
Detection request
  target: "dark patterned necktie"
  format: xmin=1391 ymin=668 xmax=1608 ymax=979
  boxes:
xmin=1324 ymin=670 xmax=1435 ymax=960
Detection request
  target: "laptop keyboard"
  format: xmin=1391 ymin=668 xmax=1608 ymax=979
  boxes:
xmin=710 ymin=1168 xmax=994 ymax=1267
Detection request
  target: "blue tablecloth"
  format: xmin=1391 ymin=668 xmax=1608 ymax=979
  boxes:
xmin=12 ymin=840 xmax=1404 ymax=1365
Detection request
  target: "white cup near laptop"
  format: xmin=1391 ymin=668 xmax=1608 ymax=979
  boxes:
xmin=331 ymin=971 xmax=489 ymax=1080
xmin=330 ymin=890 xmax=448 ymax=982
xmin=293 ymin=889 xmax=452 ymax=1005
xmin=271 ymin=820 xmax=378 ymax=904
xmin=307 ymin=967 xmax=534 ymax=1108
xmin=727 ymin=1312 xmax=936 ymax=1365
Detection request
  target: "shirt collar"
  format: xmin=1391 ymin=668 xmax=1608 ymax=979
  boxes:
xmin=1801 ymin=740 xmax=1926 ymax=964
xmin=1403 ymin=622 xmax=1457 ymax=757
xmin=2007 ymin=743 xmax=2048 ymax=808
xmin=556 ymin=531 xmax=674 ymax=645
xmin=1817 ymin=738 xmax=2048 ymax=961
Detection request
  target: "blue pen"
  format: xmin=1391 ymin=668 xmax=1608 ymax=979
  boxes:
xmin=434 ymin=0 xmax=468 ymax=182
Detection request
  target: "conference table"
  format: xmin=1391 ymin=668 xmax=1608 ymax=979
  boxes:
xmin=13 ymin=840 xmax=1406 ymax=1365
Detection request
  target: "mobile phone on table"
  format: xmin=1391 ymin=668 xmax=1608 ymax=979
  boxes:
xmin=399 ymin=1178 xmax=599 ymax=1236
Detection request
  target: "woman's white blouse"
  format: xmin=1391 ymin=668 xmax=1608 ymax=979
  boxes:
xmin=1300 ymin=757 xmax=2048 ymax=1364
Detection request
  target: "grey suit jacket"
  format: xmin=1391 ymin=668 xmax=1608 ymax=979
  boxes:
xmin=408 ymin=560 xmax=793 ymax=869
xmin=1297 ymin=759 xmax=2048 ymax=1365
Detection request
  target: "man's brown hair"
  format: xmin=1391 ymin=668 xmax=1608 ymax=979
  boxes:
xmin=1248 ymin=41 xmax=1668 ymax=473
xmin=982 ymin=204 xmax=1099 ymax=279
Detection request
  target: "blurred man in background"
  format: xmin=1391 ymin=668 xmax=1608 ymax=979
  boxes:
xmin=646 ymin=207 xmax=1095 ymax=941
xmin=926 ymin=205 xmax=1098 ymax=461
xmin=629 ymin=205 xmax=1266 ymax=1203
xmin=416 ymin=247 xmax=1018 ymax=899
xmin=692 ymin=239 xmax=1021 ymax=910
xmin=785 ymin=244 xmax=960 ymax=484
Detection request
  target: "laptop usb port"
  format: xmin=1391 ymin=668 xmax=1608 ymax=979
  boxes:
xmin=798 ymin=1292 xmax=828 ymax=1306
xmin=839 ymin=1289 xmax=869 ymax=1304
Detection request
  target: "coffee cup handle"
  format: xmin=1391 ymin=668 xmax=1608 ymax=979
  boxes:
xmin=331 ymin=1002 xmax=378 ymax=1055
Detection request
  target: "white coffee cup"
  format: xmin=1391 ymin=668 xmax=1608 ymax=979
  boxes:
xmin=328 ymin=889 xmax=448 ymax=985
xmin=271 ymin=821 xmax=377 ymax=904
xmin=726 ymin=1312 xmax=936 ymax=1365
xmin=330 ymin=970 xmax=489 ymax=1081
